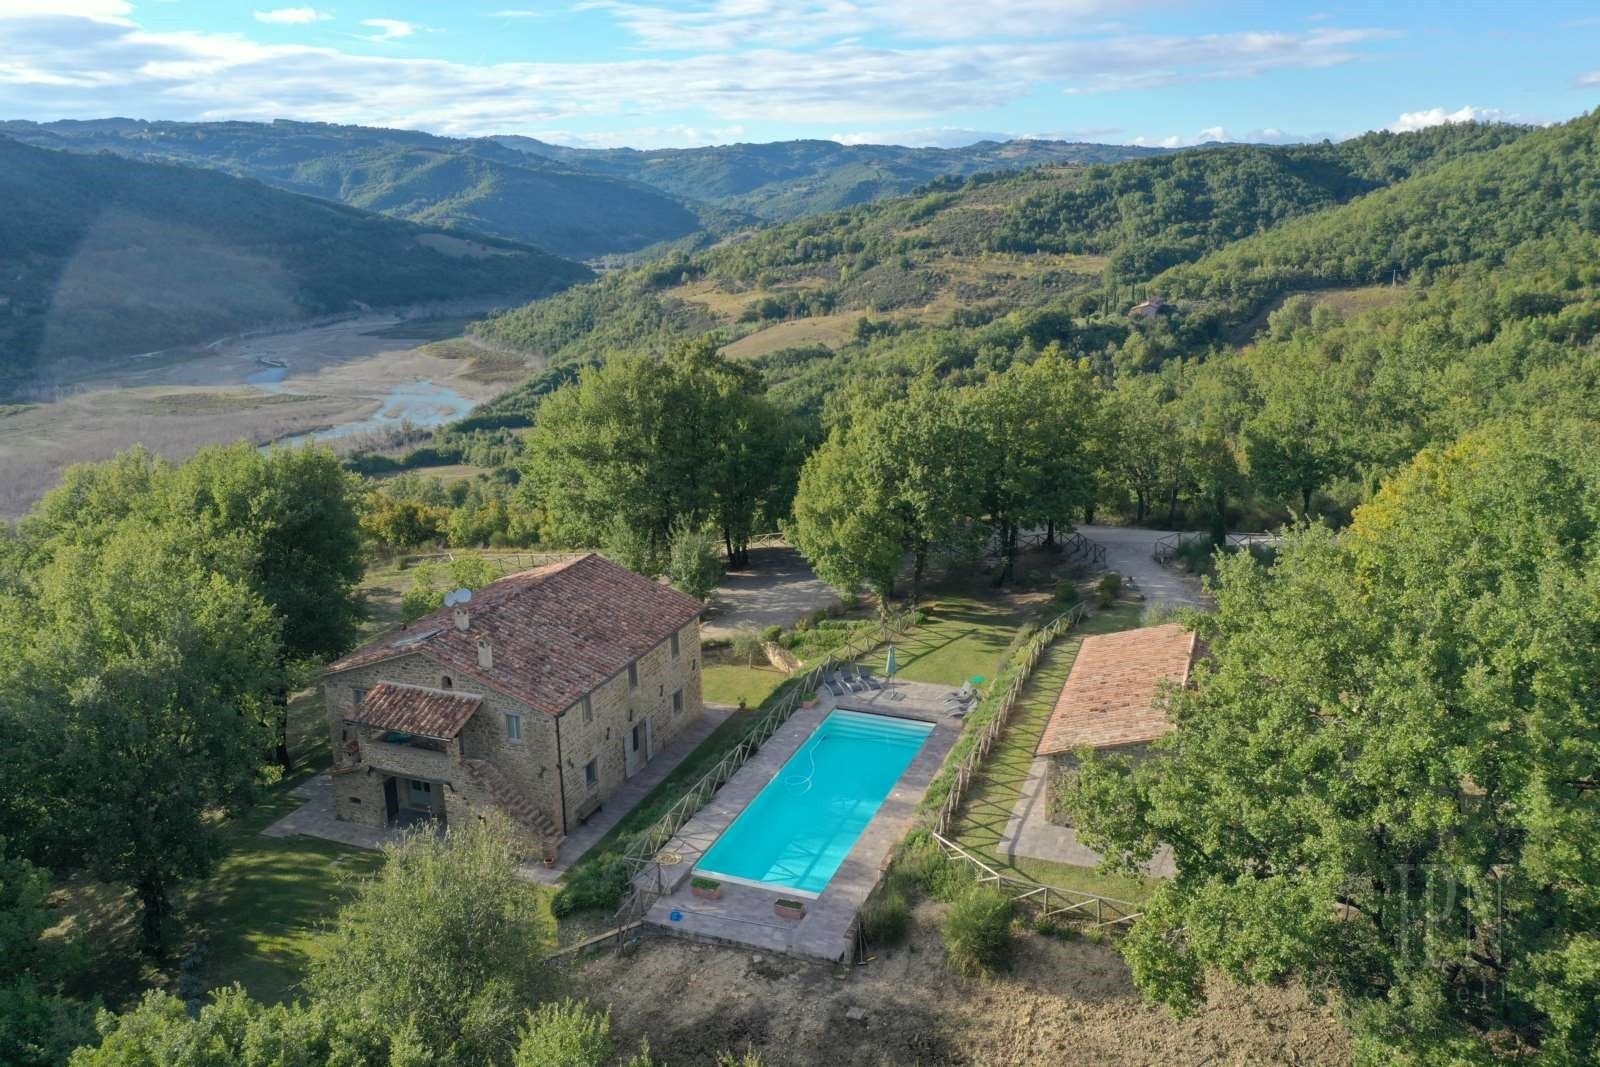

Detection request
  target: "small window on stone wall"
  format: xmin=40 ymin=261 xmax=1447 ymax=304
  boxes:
xmin=581 ymin=695 xmax=593 ymax=723
xmin=673 ymin=689 xmax=684 ymax=715
xmin=441 ymin=676 xmax=453 ymax=690
xmin=585 ymin=759 xmax=598 ymax=789
xmin=352 ymin=686 xmax=369 ymax=707
xmin=670 ymin=632 xmax=681 ymax=659
xmin=505 ymin=713 xmax=522 ymax=742
xmin=628 ymin=662 xmax=638 ymax=689
xmin=349 ymin=797 xmax=361 ymax=804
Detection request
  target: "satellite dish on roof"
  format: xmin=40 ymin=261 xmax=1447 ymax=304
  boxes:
xmin=443 ymin=588 xmax=473 ymax=608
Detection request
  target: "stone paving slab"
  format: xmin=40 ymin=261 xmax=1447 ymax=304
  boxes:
xmin=261 ymin=773 xmax=399 ymax=851
xmin=643 ymin=680 xmax=962 ymax=961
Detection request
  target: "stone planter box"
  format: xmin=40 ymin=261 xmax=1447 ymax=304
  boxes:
xmin=774 ymin=899 xmax=806 ymax=921
xmin=691 ymin=879 xmax=723 ymax=902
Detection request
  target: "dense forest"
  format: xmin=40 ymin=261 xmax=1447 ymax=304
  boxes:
xmin=0 ymin=137 xmax=591 ymax=392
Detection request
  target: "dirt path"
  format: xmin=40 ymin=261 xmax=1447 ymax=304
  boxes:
xmin=1078 ymin=525 xmax=1211 ymax=610
xmin=573 ymin=904 xmax=1349 ymax=1066
xmin=701 ymin=546 xmax=839 ymax=642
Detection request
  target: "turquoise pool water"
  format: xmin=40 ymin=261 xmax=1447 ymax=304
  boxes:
xmin=695 ymin=710 xmax=934 ymax=896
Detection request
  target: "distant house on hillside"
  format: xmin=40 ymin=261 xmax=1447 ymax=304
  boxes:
xmin=322 ymin=553 xmax=704 ymax=859
xmin=1036 ymin=622 xmax=1198 ymax=765
xmin=1127 ymin=296 xmax=1171 ymax=320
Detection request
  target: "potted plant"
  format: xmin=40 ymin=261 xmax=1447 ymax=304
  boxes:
xmin=541 ymin=845 xmax=558 ymax=868
xmin=774 ymin=898 xmax=806 ymax=921
xmin=691 ymin=876 xmax=723 ymax=901
xmin=801 ymin=689 xmax=819 ymax=710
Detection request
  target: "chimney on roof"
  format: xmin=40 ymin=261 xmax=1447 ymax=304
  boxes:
xmin=477 ymin=636 xmax=493 ymax=670
xmin=445 ymin=587 xmax=473 ymax=631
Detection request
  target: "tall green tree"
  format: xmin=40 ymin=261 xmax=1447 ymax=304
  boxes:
xmin=0 ymin=519 xmax=282 ymax=952
xmin=966 ymin=350 xmax=1100 ymax=582
xmin=168 ymin=443 xmax=365 ymax=768
xmin=307 ymin=814 xmax=554 ymax=1066
xmin=522 ymin=338 xmax=797 ymax=568
xmin=1241 ymin=342 xmax=1356 ymax=516
xmin=0 ymin=839 xmax=95 ymax=1067
xmin=1066 ymin=419 xmax=1600 ymax=1062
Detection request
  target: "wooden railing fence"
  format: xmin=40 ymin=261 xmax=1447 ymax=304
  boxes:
xmin=928 ymin=832 xmax=1141 ymax=929
xmin=928 ymin=602 xmax=1087 ymax=838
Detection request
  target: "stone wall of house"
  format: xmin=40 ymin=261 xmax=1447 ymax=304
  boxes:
xmin=322 ymin=618 xmax=705 ymax=842
xmin=549 ymin=618 xmax=704 ymax=833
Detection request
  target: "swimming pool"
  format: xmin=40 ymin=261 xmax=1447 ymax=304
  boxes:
xmin=695 ymin=710 xmax=934 ymax=897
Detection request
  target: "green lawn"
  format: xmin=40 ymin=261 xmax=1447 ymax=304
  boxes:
xmin=947 ymin=602 xmax=1159 ymax=905
xmin=187 ymin=784 xmax=385 ymax=1004
xmin=700 ymin=658 xmax=790 ymax=709
xmin=857 ymin=593 xmax=1041 ymax=688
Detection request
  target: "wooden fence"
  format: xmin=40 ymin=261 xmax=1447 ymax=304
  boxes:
xmin=928 ymin=601 xmax=1087 ymax=838
xmin=1152 ymin=530 xmax=1280 ymax=564
xmin=928 ymin=832 xmax=1141 ymax=930
xmin=611 ymin=610 xmax=916 ymax=946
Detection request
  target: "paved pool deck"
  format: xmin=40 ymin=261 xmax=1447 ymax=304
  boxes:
xmin=642 ymin=679 xmax=964 ymax=961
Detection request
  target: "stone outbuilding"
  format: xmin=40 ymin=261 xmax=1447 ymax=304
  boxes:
xmin=1036 ymin=621 xmax=1198 ymax=768
xmin=322 ymin=553 xmax=704 ymax=859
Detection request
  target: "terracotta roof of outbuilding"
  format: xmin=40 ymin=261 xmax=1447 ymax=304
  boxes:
xmin=352 ymin=682 xmax=481 ymax=739
xmin=327 ymin=553 xmax=704 ymax=716
xmin=1035 ymin=623 xmax=1197 ymax=756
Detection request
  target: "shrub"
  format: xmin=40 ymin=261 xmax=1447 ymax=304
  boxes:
xmin=894 ymin=833 xmax=970 ymax=902
xmin=943 ymin=884 xmax=1014 ymax=977
xmin=861 ymin=886 xmax=912 ymax=945
xmin=666 ymin=520 xmax=723 ymax=602
xmin=1054 ymin=580 xmax=1080 ymax=606
xmin=811 ymin=609 xmax=829 ymax=627
xmin=1140 ymin=601 xmax=1178 ymax=627
xmin=731 ymin=628 xmax=763 ymax=667
xmin=513 ymin=999 xmax=614 ymax=1067
xmin=1174 ymin=537 xmax=1216 ymax=575
xmin=838 ymin=592 xmax=859 ymax=612
xmin=551 ymin=853 xmax=629 ymax=917
xmin=794 ymin=615 xmax=812 ymax=632
xmin=759 ymin=624 xmax=782 ymax=643
xmin=691 ymin=876 xmax=720 ymax=891
xmin=777 ymin=632 xmax=797 ymax=650
xmin=1095 ymin=571 xmax=1122 ymax=607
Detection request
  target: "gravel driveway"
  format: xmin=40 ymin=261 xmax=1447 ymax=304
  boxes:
xmin=1078 ymin=524 xmax=1211 ymax=610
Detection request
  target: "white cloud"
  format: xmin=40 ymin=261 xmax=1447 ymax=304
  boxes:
xmin=583 ymin=0 xmax=1165 ymax=51
xmin=1386 ymin=105 xmax=1511 ymax=132
xmin=253 ymin=7 xmax=330 ymax=24
xmin=830 ymin=127 xmax=1013 ymax=147
xmin=0 ymin=0 xmax=130 ymax=19
xmin=534 ymin=124 xmax=747 ymax=149
xmin=0 ymin=6 xmax=1394 ymax=139
xmin=1579 ymin=70 xmax=1600 ymax=86
xmin=360 ymin=17 xmax=415 ymax=41
xmin=490 ymin=8 xmax=547 ymax=16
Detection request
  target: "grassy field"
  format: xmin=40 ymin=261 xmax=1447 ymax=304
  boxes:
xmin=946 ymin=601 xmax=1159 ymax=905
xmin=856 ymin=593 xmax=1041 ymax=688
xmin=719 ymin=311 xmax=866 ymax=360
xmin=700 ymin=650 xmax=790 ymax=708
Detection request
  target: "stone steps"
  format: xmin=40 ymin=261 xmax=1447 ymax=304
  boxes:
xmin=462 ymin=758 xmax=563 ymax=848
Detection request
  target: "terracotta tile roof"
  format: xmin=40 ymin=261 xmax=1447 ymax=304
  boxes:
xmin=1035 ymin=623 xmax=1197 ymax=756
xmin=328 ymin=553 xmax=703 ymax=716
xmin=352 ymin=682 xmax=481 ymax=739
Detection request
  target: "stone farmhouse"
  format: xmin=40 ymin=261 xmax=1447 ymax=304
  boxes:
xmin=322 ymin=553 xmax=704 ymax=859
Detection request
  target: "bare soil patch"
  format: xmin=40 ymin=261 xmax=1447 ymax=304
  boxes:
xmin=573 ymin=904 xmax=1350 ymax=1066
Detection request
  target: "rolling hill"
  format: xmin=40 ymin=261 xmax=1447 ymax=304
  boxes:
xmin=0 ymin=119 xmax=706 ymax=260
xmin=491 ymin=136 xmax=1167 ymax=221
xmin=468 ymin=122 xmax=1534 ymax=380
xmin=0 ymin=137 xmax=592 ymax=394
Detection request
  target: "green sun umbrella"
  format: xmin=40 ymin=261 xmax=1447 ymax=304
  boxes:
xmin=885 ymin=643 xmax=898 ymax=679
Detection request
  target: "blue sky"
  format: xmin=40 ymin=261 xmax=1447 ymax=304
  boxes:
xmin=1 ymin=1 xmax=1596 ymax=148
